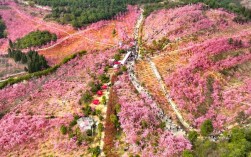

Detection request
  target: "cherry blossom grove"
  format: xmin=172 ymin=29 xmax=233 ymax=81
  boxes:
xmin=0 ymin=48 xmax=117 ymax=155
xmin=115 ymin=74 xmax=191 ymax=156
xmin=143 ymin=3 xmax=238 ymax=45
xmin=0 ymin=0 xmax=250 ymax=156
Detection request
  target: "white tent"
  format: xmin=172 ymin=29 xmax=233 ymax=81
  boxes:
xmin=120 ymin=51 xmax=132 ymax=65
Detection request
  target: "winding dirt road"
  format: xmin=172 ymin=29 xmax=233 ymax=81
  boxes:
xmin=11 ymin=4 xmax=115 ymax=52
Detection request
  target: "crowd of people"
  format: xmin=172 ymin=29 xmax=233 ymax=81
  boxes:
xmin=124 ymin=47 xmax=185 ymax=135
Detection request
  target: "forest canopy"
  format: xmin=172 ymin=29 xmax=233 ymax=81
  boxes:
xmin=8 ymin=48 xmax=49 ymax=73
xmin=184 ymin=127 xmax=251 ymax=157
xmin=30 ymin=0 xmax=250 ymax=27
xmin=30 ymin=0 xmax=161 ymax=28
xmin=182 ymin=0 xmax=251 ymax=20
xmin=143 ymin=0 xmax=251 ymax=19
xmin=13 ymin=30 xmax=57 ymax=49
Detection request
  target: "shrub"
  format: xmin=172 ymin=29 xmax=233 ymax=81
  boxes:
xmin=78 ymin=50 xmax=87 ymax=56
xmin=98 ymin=123 xmax=104 ymax=133
xmin=141 ymin=120 xmax=148 ymax=129
xmin=82 ymin=105 xmax=92 ymax=116
xmin=76 ymin=139 xmax=82 ymax=146
xmin=233 ymin=16 xmax=248 ymax=24
xmin=60 ymin=125 xmax=68 ymax=135
xmin=194 ymin=139 xmax=217 ymax=156
xmin=234 ymin=40 xmax=243 ymax=47
xmin=115 ymin=104 xmax=121 ymax=114
xmin=115 ymin=70 xmax=123 ymax=76
xmin=121 ymin=65 xmax=127 ymax=72
xmin=112 ymin=29 xmax=116 ymax=36
xmin=104 ymin=66 xmax=109 ymax=72
xmin=236 ymin=111 xmax=247 ymax=124
xmin=89 ymin=146 xmax=101 ymax=157
xmin=228 ymin=38 xmax=234 ymax=44
xmin=110 ymin=114 xmax=120 ymax=128
xmin=0 ymin=112 xmax=5 ymax=119
xmin=95 ymin=109 xmax=102 ymax=116
xmin=99 ymin=115 xmax=104 ymax=121
xmin=86 ymin=129 xmax=93 ymax=136
xmin=118 ymin=49 xmax=126 ymax=54
xmin=89 ymin=82 xmax=102 ymax=93
xmin=182 ymin=150 xmax=194 ymax=157
xmin=101 ymin=96 xmax=107 ymax=105
xmin=113 ymin=54 xmax=121 ymax=61
xmin=75 ymin=127 xmax=85 ymax=145
xmin=74 ymin=114 xmax=80 ymax=121
xmin=99 ymin=74 xmax=110 ymax=83
xmin=68 ymin=131 xmax=75 ymax=139
xmin=69 ymin=119 xmax=77 ymax=128
xmin=188 ymin=131 xmax=198 ymax=143
xmin=200 ymin=120 xmax=214 ymax=136
xmin=160 ymin=121 xmax=166 ymax=130
xmin=81 ymin=91 xmax=93 ymax=104
xmin=245 ymin=128 xmax=251 ymax=142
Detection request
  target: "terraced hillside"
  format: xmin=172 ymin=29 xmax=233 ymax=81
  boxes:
xmin=137 ymin=3 xmax=251 ymax=131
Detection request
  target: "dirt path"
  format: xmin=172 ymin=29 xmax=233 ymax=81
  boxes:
xmin=10 ymin=4 xmax=71 ymax=35
xmin=0 ymin=71 xmax=27 ymax=82
xmin=10 ymin=3 xmax=115 ymax=53
xmin=148 ymin=59 xmax=193 ymax=131
xmin=127 ymin=8 xmax=186 ymax=135
xmin=37 ymin=27 xmax=115 ymax=52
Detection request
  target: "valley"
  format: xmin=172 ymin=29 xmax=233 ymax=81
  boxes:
xmin=0 ymin=0 xmax=251 ymax=157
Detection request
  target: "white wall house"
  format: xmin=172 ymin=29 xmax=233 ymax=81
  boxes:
xmin=77 ymin=117 xmax=95 ymax=133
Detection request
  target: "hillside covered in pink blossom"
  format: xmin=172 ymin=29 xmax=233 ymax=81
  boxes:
xmin=0 ymin=0 xmax=251 ymax=156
